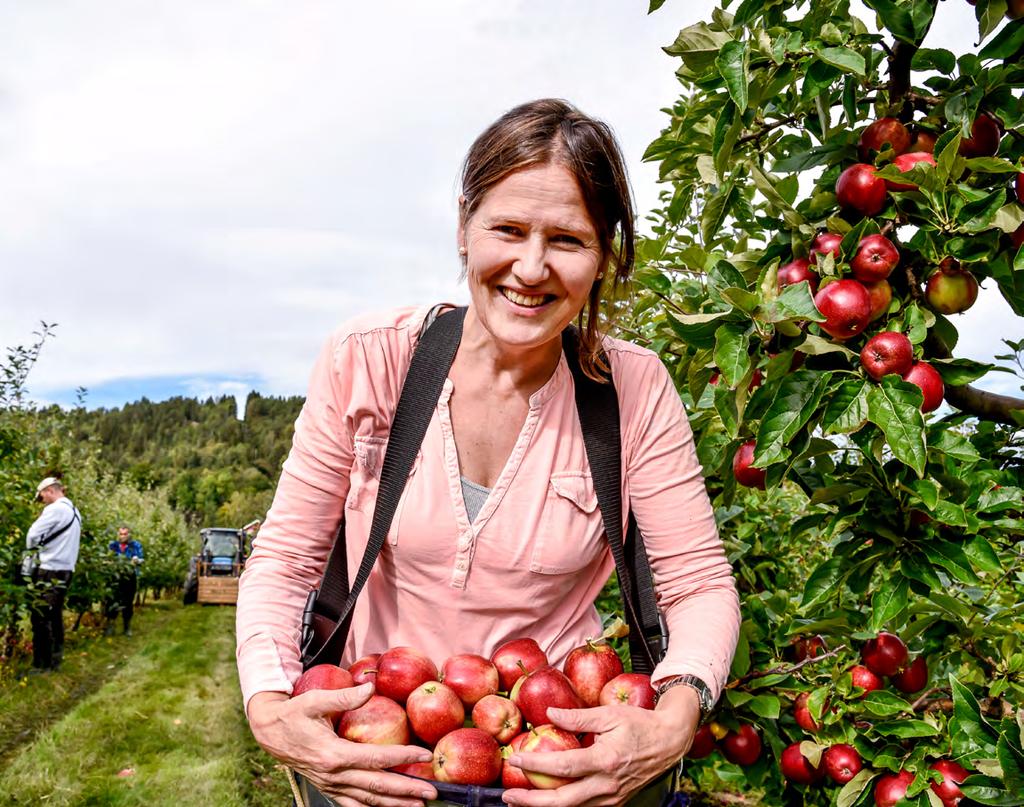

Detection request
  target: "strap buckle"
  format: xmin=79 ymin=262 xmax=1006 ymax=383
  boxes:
xmin=645 ymin=611 xmax=669 ymax=661
xmin=299 ymin=588 xmax=319 ymax=657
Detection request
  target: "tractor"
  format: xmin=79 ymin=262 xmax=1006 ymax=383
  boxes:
xmin=182 ymin=519 xmax=260 ymax=605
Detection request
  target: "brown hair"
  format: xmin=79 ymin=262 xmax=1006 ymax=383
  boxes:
xmin=459 ymin=99 xmax=635 ymax=382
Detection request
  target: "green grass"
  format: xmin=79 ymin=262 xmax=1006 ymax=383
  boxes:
xmin=0 ymin=599 xmax=292 ymax=806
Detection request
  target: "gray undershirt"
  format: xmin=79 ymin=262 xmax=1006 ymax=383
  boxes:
xmin=460 ymin=476 xmax=491 ymax=523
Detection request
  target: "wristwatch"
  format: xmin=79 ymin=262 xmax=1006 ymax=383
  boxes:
xmin=654 ymin=674 xmax=715 ymax=723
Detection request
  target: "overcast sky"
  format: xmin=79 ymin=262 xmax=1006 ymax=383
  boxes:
xmin=1 ymin=0 xmax=1020 ymax=413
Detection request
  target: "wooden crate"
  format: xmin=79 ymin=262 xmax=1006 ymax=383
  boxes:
xmin=198 ymin=575 xmax=240 ymax=605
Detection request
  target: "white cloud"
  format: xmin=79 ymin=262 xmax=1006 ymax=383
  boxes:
xmin=0 ymin=0 xmax=1020 ymax=408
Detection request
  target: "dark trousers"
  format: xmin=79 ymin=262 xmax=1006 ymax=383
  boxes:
xmin=29 ymin=569 xmax=72 ymax=670
xmin=106 ymin=574 xmax=138 ymax=631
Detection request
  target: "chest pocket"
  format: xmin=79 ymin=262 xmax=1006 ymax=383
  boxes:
xmin=529 ymin=471 xmax=607 ymax=575
xmin=346 ymin=436 xmax=387 ymax=513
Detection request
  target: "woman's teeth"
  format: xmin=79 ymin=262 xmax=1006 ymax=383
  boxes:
xmin=502 ymin=288 xmax=547 ymax=307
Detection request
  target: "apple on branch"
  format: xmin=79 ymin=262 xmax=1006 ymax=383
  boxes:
xmin=850 ymin=234 xmax=899 ymax=282
xmin=732 ymin=440 xmax=766 ymax=490
xmin=720 ymin=724 xmax=762 ymax=766
xmin=823 ymin=744 xmax=863 ymax=785
xmin=860 ymin=332 xmax=914 ymax=382
xmin=903 ymin=361 xmax=945 ymax=413
xmin=958 ymin=113 xmax=1002 ymax=158
xmin=836 ymin=163 xmax=887 ymax=217
xmin=874 ymin=770 xmax=916 ymax=807
xmin=886 ymin=151 xmax=937 ymax=191
xmin=780 ymin=742 xmax=824 ymax=785
xmin=777 ymin=257 xmax=819 ymax=293
xmin=925 ymin=259 xmax=979 ymax=315
xmin=814 ymin=279 xmax=872 ymax=341
xmin=858 ymin=118 xmax=910 ymax=162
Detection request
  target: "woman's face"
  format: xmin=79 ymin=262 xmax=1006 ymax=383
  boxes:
xmin=459 ymin=162 xmax=603 ymax=355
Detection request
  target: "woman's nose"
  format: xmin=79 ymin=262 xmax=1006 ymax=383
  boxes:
xmin=513 ymin=236 xmax=549 ymax=285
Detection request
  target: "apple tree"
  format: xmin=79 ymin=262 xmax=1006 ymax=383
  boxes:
xmin=628 ymin=0 xmax=1024 ymax=804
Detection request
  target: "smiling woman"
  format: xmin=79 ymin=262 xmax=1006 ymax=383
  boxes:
xmin=237 ymin=99 xmax=740 ymax=807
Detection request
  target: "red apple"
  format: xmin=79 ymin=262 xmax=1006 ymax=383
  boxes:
xmin=850 ymin=664 xmax=883 ymax=697
xmin=903 ymin=361 xmax=945 ymax=413
xmin=875 ymin=770 xmax=916 ymax=807
xmin=472 ymin=695 xmax=523 ymax=744
xmin=348 ymin=654 xmax=380 ymax=685
xmin=501 ymin=732 xmax=534 ymax=789
xmin=908 ymin=129 xmax=937 ymax=153
xmin=406 ymin=681 xmax=466 ymax=746
xmin=563 ymin=640 xmax=624 ymax=707
xmin=491 ymin=639 xmax=549 ymax=693
xmin=1010 ymin=0 xmax=1024 ymax=19
xmin=861 ymin=332 xmax=914 ymax=381
xmin=793 ymin=692 xmax=821 ymax=732
xmin=390 ymin=761 xmax=436 ymax=778
xmin=886 ymin=151 xmax=937 ymax=191
xmin=930 ymin=759 xmax=969 ymax=807
xmin=511 ymin=666 xmax=584 ymax=728
xmin=441 ymin=653 xmax=500 ymax=708
xmin=851 ymin=235 xmax=900 ymax=282
xmin=863 ymin=279 xmax=894 ymax=322
xmin=814 ymin=279 xmax=872 ymax=340
xmin=375 ymin=647 xmax=438 ymax=704
xmin=858 ymin=118 xmax=911 ymax=161
xmin=891 ymin=656 xmax=929 ymax=694
xmin=810 ymin=232 xmax=844 ymax=264
xmin=777 ymin=257 xmax=820 ymax=293
xmin=733 ymin=440 xmax=766 ymax=490
xmin=1012 ymin=222 xmax=1024 ymax=250
xmin=520 ymin=724 xmax=582 ymax=789
xmin=823 ymin=744 xmax=863 ymax=785
xmin=958 ymin=114 xmax=1002 ymax=158
xmin=721 ymin=724 xmax=762 ymax=766
xmin=780 ymin=742 xmax=824 ymax=785
xmin=1016 ymin=172 xmax=1024 ymax=204
xmin=686 ymin=725 xmax=716 ymax=759
xmin=836 ymin=163 xmax=887 ymax=217
xmin=926 ymin=262 xmax=979 ymax=314
xmin=337 ymin=695 xmax=410 ymax=745
xmin=862 ymin=632 xmax=910 ymax=677
xmin=292 ymin=664 xmax=355 ymax=698
xmin=432 ymin=728 xmax=502 ymax=786
xmin=598 ymin=673 xmax=656 ymax=710
xmin=793 ymin=635 xmax=828 ymax=661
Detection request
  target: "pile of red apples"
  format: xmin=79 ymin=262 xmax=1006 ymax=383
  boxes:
xmin=291 ymin=637 xmax=655 ymax=789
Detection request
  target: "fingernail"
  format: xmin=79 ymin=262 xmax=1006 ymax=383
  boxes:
xmin=508 ymin=755 xmax=522 ymax=766
xmin=421 ymin=791 xmax=433 ymax=800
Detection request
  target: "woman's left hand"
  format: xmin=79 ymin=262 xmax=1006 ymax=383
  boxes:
xmin=501 ymin=686 xmax=701 ymax=807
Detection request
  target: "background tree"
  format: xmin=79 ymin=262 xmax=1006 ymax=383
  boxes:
xmin=629 ymin=0 xmax=1024 ymax=804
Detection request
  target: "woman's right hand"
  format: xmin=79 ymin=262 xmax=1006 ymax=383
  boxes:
xmin=248 ymin=682 xmax=439 ymax=807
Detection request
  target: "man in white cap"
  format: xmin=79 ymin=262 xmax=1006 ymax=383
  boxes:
xmin=24 ymin=476 xmax=82 ymax=672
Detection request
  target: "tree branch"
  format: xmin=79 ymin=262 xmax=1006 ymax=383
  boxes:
xmin=924 ymin=335 xmax=1024 ymax=425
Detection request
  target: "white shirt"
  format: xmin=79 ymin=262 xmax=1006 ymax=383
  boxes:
xmin=25 ymin=497 xmax=81 ymax=571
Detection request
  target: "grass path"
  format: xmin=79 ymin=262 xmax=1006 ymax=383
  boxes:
xmin=0 ymin=599 xmax=292 ymax=806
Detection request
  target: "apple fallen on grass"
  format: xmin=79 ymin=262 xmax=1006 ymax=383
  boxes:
xmin=861 ymin=332 xmax=914 ymax=382
xmin=520 ymin=724 xmax=583 ymax=789
xmin=472 ymin=694 xmax=523 ymax=743
xmin=563 ymin=639 xmax=624 ymax=707
xmin=374 ymin=646 xmax=438 ymax=704
xmin=432 ymin=727 xmax=502 ymax=786
xmin=491 ymin=638 xmax=549 ymax=693
xmin=441 ymin=653 xmax=500 ymax=708
xmin=406 ymin=681 xmax=466 ymax=746
xmin=337 ymin=694 xmax=410 ymax=745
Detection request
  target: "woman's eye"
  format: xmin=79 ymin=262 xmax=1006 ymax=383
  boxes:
xmin=496 ymin=225 xmax=521 ymax=235
xmin=553 ymin=234 xmax=583 ymax=246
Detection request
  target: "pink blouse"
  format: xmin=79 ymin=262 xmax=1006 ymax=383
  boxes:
xmin=236 ymin=305 xmax=740 ymax=712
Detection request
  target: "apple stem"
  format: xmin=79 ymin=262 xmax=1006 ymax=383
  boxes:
xmin=517 ymin=660 xmax=528 ymax=675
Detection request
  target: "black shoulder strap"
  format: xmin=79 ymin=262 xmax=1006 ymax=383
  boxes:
xmin=301 ymin=307 xmax=466 ymax=668
xmin=37 ymin=503 xmax=81 ymax=549
xmin=561 ymin=328 xmax=667 ymax=675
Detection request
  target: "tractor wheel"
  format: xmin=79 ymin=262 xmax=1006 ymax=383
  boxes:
xmin=183 ymin=573 xmax=198 ymax=605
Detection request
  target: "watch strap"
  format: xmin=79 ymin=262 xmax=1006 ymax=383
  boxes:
xmin=654 ymin=674 xmax=715 ymax=722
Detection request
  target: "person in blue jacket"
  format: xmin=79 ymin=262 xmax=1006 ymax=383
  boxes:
xmin=106 ymin=525 xmax=144 ymax=636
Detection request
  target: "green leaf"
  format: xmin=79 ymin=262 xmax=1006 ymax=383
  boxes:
xmin=869 ymin=574 xmax=910 ymax=632
xmin=809 ymin=483 xmax=864 ymax=505
xmin=716 ymin=40 xmax=749 ymax=111
xmin=754 ymin=371 xmax=833 ymax=467
xmin=978 ymin=486 xmax=1024 ymax=513
xmin=997 ymin=733 xmax=1024 ymax=797
xmin=664 ymin=22 xmax=732 ymax=77
xmin=750 ymin=164 xmax=806 ymax=228
xmin=800 ymin=556 xmax=847 ymax=610
xmin=837 ymin=769 xmax=879 ymax=807
xmin=964 ymin=157 xmax=1021 ymax=175
xmin=730 ymin=625 xmax=751 ymax=677
xmin=910 ymin=478 xmax=940 ymax=510
xmin=817 ymin=46 xmax=866 ymax=76
xmin=904 ymin=303 xmax=931 ymax=345
xmin=701 ymin=182 xmax=738 ymax=245
xmin=759 ymin=282 xmax=824 ymax=324
xmin=964 ymin=535 xmax=1003 ymax=575
xmin=863 ymin=0 xmax=918 ymax=42
xmin=912 ymin=47 xmax=956 ymax=74
xmin=748 ymin=694 xmax=781 ymax=719
xmin=866 ymin=377 xmax=927 ymax=477
xmin=978 ymin=15 xmax=1024 ymax=59
xmin=873 ymin=719 xmax=940 ymax=738
xmin=773 ymin=142 xmax=847 ymax=173
xmin=647 ymin=0 xmax=667 ymax=12
xmin=862 ymin=690 xmax=914 ymax=717
xmin=798 ymin=333 xmax=858 ymax=358
xmin=822 ymin=379 xmax=871 ymax=434
xmin=931 ymin=429 xmax=981 ymax=463
xmin=902 ymin=555 xmax=943 ymax=590
xmin=923 ymin=540 xmax=982 ymax=586
xmin=713 ymin=101 xmax=743 ymax=182
xmin=715 ymin=324 xmax=753 ymax=388
xmin=714 ymin=385 xmax=741 ymax=439
xmin=950 ymin=675 xmax=999 ymax=752
xmin=666 ymin=311 xmax=732 ymax=350
xmin=932 ymin=358 xmax=994 ymax=386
